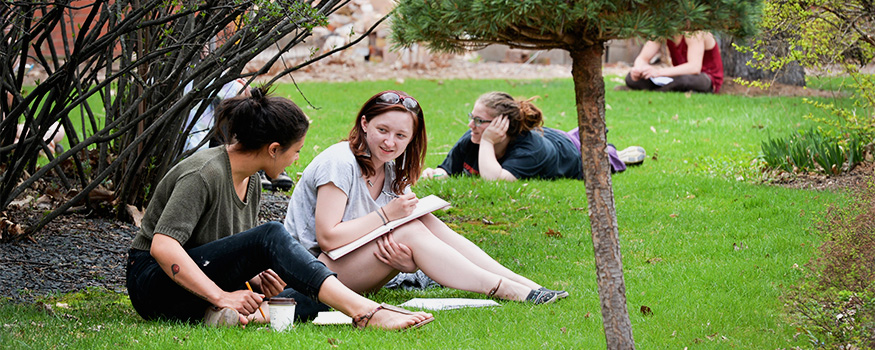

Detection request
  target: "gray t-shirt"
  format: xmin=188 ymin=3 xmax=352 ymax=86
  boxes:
xmin=130 ymin=146 xmax=260 ymax=251
xmin=284 ymin=142 xmax=397 ymax=256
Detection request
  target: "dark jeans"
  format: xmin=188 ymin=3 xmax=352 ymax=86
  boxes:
xmin=126 ymin=222 xmax=332 ymax=323
xmin=624 ymin=72 xmax=713 ymax=93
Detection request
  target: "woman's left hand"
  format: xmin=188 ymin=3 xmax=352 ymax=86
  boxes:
xmin=374 ymin=233 xmax=417 ymax=273
xmin=481 ymin=115 xmax=509 ymax=145
xmin=252 ymin=269 xmax=286 ymax=299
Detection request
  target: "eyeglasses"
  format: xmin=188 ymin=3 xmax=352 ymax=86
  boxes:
xmin=376 ymin=92 xmax=421 ymax=115
xmin=468 ymin=113 xmax=493 ymax=127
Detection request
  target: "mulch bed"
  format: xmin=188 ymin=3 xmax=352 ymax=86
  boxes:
xmin=764 ymin=161 xmax=874 ymax=191
xmin=0 ymin=192 xmax=292 ymax=302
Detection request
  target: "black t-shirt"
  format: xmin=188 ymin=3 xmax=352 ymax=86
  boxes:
xmin=438 ymin=128 xmax=583 ymax=180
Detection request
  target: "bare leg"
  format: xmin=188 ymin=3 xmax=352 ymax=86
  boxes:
xmin=323 ymin=220 xmax=532 ymax=301
xmin=317 ymin=276 xmax=433 ymax=330
xmin=418 ymin=214 xmax=542 ymax=289
xmin=318 ymin=241 xmax=400 ymax=293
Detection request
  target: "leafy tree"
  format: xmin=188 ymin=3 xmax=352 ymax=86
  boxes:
xmin=0 ymin=0 xmax=378 ymax=239
xmin=744 ymin=0 xmax=875 ymax=140
xmin=391 ymin=1 xmax=760 ymax=348
xmin=721 ymin=36 xmax=806 ymax=86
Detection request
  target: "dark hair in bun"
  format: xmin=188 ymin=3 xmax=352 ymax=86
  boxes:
xmin=214 ymin=85 xmax=309 ymax=152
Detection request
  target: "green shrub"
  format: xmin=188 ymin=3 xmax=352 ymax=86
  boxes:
xmin=785 ymin=177 xmax=875 ymax=348
xmin=760 ymin=128 xmax=866 ymax=175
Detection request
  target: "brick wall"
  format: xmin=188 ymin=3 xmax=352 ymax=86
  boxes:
xmin=37 ymin=1 xmax=106 ymax=58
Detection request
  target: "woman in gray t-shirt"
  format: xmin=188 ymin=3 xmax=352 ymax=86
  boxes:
xmin=285 ymin=90 xmax=568 ymax=304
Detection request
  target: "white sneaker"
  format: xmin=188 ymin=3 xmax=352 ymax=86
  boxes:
xmin=617 ymin=146 xmax=646 ymax=165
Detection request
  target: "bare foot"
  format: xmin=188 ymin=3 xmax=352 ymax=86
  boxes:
xmin=355 ymin=304 xmax=434 ymax=330
xmin=245 ymin=301 xmax=270 ymax=324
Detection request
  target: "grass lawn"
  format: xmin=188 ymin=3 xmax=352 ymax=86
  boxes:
xmin=0 ymin=75 xmax=855 ymax=348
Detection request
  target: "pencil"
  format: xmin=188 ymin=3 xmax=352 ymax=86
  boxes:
xmin=245 ymin=281 xmax=267 ymax=319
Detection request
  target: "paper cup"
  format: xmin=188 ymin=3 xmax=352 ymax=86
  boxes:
xmin=268 ymin=297 xmax=296 ymax=331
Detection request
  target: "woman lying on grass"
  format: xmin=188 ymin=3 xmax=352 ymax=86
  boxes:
xmin=283 ymin=90 xmax=567 ymax=304
xmin=125 ymin=86 xmax=432 ymax=330
xmin=421 ymin=91 xmax=643 ymax=181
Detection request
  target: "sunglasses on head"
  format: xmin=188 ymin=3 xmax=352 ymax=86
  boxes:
xmin=375 ymin=92 xmax=421 ymax=115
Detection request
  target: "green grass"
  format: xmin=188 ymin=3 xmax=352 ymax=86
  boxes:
xmin=2 ymin=75 xmax=854 ymax=348
xmin=805 ymin=74 xmax=855 ymax=92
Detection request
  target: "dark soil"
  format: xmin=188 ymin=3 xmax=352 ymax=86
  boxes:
xmin=0 ymin=191 xmax=292 ymax=302
xmin=763 ymin=161 xmax=875 ymax=191
xmin=719 ymin=79 xmax=847 ymax=98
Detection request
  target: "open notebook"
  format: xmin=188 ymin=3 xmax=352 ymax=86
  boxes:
xmin=323 ymin=195 xmax=450 ymax=260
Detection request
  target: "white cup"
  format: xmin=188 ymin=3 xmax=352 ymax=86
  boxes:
xmin=268 ymin=297 xmax=296 ymax=331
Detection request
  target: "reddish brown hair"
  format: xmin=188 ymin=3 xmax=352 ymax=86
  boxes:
xmin=477 ymin=91 xmax=543 ymax=137
xmin=347 ymin=90 xmax=426 ymax=194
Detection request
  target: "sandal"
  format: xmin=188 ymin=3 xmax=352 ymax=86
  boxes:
xmin=352 ymin=303 xmax=434 ymax=330
xmin=487 ymin=279 xmax=502 ymax=298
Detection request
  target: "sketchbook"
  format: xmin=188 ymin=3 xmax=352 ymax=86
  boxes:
xmin=323 ymin=195 xmax=451 ymax=260
xmin=650 ymin=76 xmax=674 ymax=86
xmin=400 ymin=298 xmax=501 ymax=311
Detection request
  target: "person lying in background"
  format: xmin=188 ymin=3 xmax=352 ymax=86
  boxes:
xmin=421 ymin=91 xmax=645 ymax=181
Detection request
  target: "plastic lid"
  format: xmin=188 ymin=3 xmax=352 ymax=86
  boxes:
xmin=268 ymin=297 xmax=297 ymax=305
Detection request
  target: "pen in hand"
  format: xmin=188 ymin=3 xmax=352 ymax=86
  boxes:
xmin=381 ymin=190 xmax=399 ymax=199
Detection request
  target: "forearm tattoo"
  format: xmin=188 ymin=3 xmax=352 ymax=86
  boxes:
xmin=169 ymin=263 xmax=210 ymax=302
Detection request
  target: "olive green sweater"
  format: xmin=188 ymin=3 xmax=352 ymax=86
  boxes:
xmin=130 ymin=146 xmax=260 ymax=251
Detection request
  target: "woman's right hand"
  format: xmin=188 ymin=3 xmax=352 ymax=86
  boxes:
xmin=215 ymin=289 xmax=263 ymax=316
xmin=480 ymin=115 xmax=508 ymax=145
xmin=382 ymin=192 xmax=418 ymax=221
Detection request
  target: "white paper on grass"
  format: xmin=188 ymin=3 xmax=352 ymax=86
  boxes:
xmin=650 ymin=76 xmax=674 ymax=86
xmin=400 ymin=298 xmax=501 ymax=311
xmin=312 ymin=311 xmax=352 ymax=325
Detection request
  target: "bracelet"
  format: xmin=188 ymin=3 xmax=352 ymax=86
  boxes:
xmin=376 ymin=209 xmax=388 ymax=225
xmin=380 ymin=207 xmax=391 ymax=222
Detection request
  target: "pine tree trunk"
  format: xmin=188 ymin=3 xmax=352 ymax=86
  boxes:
xmin=569 ymin=43 xmax=636 ymax=350
xmin=720 ymin=35 xmax=806 ymax=86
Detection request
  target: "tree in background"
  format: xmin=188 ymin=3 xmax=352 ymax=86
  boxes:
xmin=391 ymin=1 xmax=760 ymax=348
xmin=746 ymin=0 xmax=875 ymax=138
xmin=743 ymin=0 xmax=874 ymax=176
xmin=0 ymin=0 xmax=378 ymax=239
xmin=721 ymin=35 xmax=806 ymax=87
